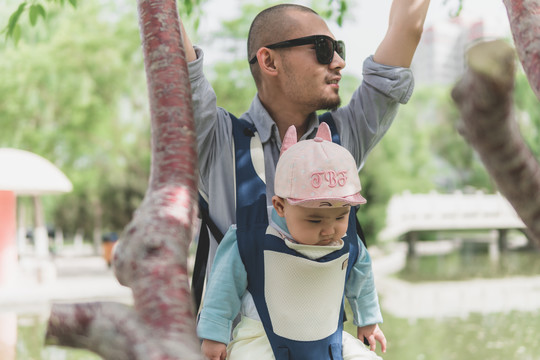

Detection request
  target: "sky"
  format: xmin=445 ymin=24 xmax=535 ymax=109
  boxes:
xmin=194 ymin=0 xmax=512 ymax=78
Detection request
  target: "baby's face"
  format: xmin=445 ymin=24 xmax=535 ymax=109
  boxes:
xmin=275 ymin=198 xmax=350 ymax=246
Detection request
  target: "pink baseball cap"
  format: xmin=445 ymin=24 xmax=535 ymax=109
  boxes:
xmin=274 ymin=122 xmax=366 ymax=208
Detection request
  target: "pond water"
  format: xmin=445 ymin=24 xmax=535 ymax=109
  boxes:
xmin=398 ymin=242 xmax=540 ymax=282
xmin=5 ymin=245 xmax=540 ymax=359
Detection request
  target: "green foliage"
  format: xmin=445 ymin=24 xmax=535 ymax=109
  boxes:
xmin=5 ymin=2 xmax=26 ymax=42
xmin=204 ymin=1 xmax=267 ymax=113
xmin=1 ymin=2 xmax=150 ymax=238
xmin=310 ymin=0 xmax=349 ymax=26
xmin=3 ymin=0 xmax=77 ymax=43
xmin=322 ymin=0 xmax=348 ymax=26
xmin=358 ymin=88 xmax=440 ymax=243
xmin=4 ymin=0 xmax=208 ymax=43
xmin=29 ymin=4 xmax=46 ymax=26
xmin=514 ymin=70 xmax=540 ymax=158
xmin=211 ymin=61 xmax=257 ymax=116
xmin=178 ymin=0 xmax=208 ymax=31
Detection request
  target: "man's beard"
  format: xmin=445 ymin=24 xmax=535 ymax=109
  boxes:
xmin=318 ymin=96 xmax=341 ymax=112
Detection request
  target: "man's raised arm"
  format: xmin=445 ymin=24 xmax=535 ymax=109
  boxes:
xmin=181 ymin=21 xmax=197 ymax=62
xmin=373 ymin=0 xmax=431 ymax=68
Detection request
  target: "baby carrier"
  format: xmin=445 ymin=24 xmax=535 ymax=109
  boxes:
xmin=191 ymin=112 xmax=367 ymax=328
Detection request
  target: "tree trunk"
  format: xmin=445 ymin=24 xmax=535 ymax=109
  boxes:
xmin=45 ymin=0 xmax=202 ymax=358
xmin=451 ymin=39 xmax=540 ymax=243
xmin=502 ymin=0 xmax=540 ymax=100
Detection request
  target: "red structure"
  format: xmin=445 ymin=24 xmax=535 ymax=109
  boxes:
xmin=0 ymin=191 xmax=17 ymax=286
xmin=0 ymin=148 xmax=72 ymax=286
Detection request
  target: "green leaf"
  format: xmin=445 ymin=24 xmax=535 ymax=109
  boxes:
xmin=12 ymin=24 xmax=22 ymax=44
xmin=68 ymin=0 xmax=77 ymax=8
xmin=339 ymin=1 xmax=347 ymax=14
xmin=183 ymin=0 xmax=193 ymax=16
xmin=337 ymin=0 xmax=347 ymax=26
xmin=6 ymin=2 xmax=27 ymax=39
xmin=29 ymin=4 xmax=41 ymax=26
xmin=36 ymin=4 xmax=47 ymax=19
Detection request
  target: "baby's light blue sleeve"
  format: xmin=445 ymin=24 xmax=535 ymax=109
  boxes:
xmin=345 ymin=238 xmax=383 ymax=327
xmin=197 ymin=226 xmax=248 ymax=344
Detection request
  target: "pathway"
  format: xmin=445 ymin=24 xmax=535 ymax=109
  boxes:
xmin=2 ymin=243 xmax=540 ymax=320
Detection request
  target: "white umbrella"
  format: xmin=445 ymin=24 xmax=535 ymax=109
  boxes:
xmin=0 ymin=148 xmax=73 ymax=262
xmin=0 ymin=148 xmax=72 ymax=194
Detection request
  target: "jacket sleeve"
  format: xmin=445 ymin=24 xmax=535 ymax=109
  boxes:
xmin=197 ymin=226 xmax=248 ymax=344
xmin=187 ymin=46 xmax=234 ymax=195
xmin=333 ymin=56 xmax=415 ymax=169
xmin=344 ymin=237 xmax=383 ymax=327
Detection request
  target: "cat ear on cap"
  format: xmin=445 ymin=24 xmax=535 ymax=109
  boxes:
xmin=280 ymin=125 xmax=297 ymax=156
xmin=315 ymin=122 xmax=332 ymax=141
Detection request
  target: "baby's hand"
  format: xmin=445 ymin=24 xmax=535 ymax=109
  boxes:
xmin=201 ymin=339 xmax=227 ymax=360
xmin=357 ymin=324 xmax=387 ymax=353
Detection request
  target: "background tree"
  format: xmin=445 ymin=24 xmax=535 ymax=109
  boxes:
xmin=46 ymin=0 xmax=203 ymax=358
xmin=1 ymin=1 xmax=150 ymax=248
xmin=452 ymin=0 xmax=540 ymax=244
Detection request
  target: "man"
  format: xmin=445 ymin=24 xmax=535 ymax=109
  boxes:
xmin=183 ymin=0 xmax=430 ymax=291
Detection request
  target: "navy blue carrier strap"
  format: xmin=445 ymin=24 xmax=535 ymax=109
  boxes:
xmin=231 ymin=113 xmax=360 ymax=359
xmin=319 ymin=112 xmax=340 ymax=145
xmin=230 ymin=115 xmax=266 ymax=212
xmin=192 ymin=193 xmax=221 ymax=309
xmin=192 ymin=113 xmax=262 ymax=310
xmin=237 ymin=212 xmax=359 ymax=360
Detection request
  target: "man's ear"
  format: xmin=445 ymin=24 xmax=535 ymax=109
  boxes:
xmin=258 ymin=48 xmax=279 ymax=75
xmin=272 ymin=196 xmax=286 ymax=217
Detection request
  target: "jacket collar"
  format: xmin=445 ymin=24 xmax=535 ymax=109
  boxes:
xmin=244 ymin=95 xmax=320 ymax=146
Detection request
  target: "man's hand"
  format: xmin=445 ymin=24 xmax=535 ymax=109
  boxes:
xmin=201 ymin=339 xmax=227 ymax=360
xmin=357 ymin=324 xmax=387 ymax=353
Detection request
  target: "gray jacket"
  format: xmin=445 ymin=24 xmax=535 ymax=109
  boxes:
xmin=188 ymin=46 xmax=414 ymax=271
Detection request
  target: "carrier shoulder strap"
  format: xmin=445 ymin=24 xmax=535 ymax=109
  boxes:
xmin=192 ymin=193 xmax=223 ymax=309
xmin=192 ymin=113 xmax=258 ymax=310
xmin=193 ymin=112 xmax=367 ymax=308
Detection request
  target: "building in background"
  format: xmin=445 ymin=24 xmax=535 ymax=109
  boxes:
xmin=412 ymin=16 xmax=511 ymax=86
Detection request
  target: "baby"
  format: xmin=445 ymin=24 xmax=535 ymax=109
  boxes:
xmin=198 ymin=123 xmax=385 ymax=360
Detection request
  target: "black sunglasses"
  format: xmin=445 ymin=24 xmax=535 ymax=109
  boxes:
xmin=249 ymin=35 xmax=345 ymax=65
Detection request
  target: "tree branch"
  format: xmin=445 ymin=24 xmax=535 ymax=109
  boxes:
xmin=45 ymin=0 xmax=202 ymax=358
xmin=452 ymin=39 xmax=540 ymax=242
xmin=502 ymin=0 xmax=540 ymax=100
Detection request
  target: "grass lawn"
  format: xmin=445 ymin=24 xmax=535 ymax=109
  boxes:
xmin=344 ymin=304 xmax=540 ymax=360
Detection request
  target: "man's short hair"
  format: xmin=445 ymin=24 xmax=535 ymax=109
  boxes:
xmin=247 ymin=4 xmax=318 ymax=84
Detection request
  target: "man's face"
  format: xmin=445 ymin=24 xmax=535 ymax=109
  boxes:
xmin=278 ymin=12 xmax=346 ymax=112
